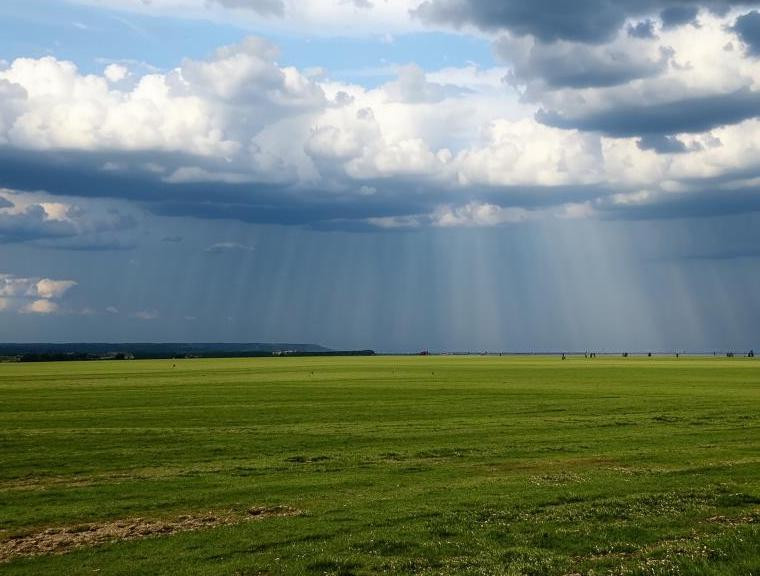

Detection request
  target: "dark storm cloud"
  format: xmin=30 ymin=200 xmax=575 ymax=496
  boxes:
xmin=637 ymin=134 xmax=689 ymax=153
xmin=660 ymin=5 xmax=699 ymax=26
xmin=537 ymin=88 xmax=760 ymax=136
xmin=414 ymin=0 xmax=629 ymax=43
xmin=0 ymin=198 xmax=137 ymax=249
xmin=734 ymin=10 xmax=760 ymax=54
xmin=596 ymin=163 xmax=760 ymax=221
xmin=0 ymin=147 xmax=608 ymax=231
xmin=0 ymin=145 xmax=757 ymax=234
xmin=0 ymin=205 xmax=73 ymax=243
xmin=0 ymin=147 xmax=433 ymax=229
xmin=413 ymin=1 xmax=760 ymax=43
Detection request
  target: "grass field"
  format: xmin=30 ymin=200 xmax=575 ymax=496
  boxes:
xmin=1 ymin=356 xmax=759 ymax=575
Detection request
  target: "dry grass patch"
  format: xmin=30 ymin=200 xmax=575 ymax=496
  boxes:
xmin=0 ymin=505 xmax=301 ymax=562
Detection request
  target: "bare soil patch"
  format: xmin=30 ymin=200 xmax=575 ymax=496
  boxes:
xmin=1 ymin=505 xmax=301 ymax=562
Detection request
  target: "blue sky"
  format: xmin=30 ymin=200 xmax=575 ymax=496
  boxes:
xmin=0 ymin=1 xmax=494 ymax=83
xmin=1 ymin=0 xmax=759 ymax=352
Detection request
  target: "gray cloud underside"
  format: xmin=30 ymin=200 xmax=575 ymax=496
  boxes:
xmin=499 ymin=41 xmax=671 ymax=89
xmin=599 ymin=188 xmax=760 ymax=221
xmin=537 ymin=88 xmax=760 ymax=136
xmin=0 ymin=206 xmax=74 ymax=243
xmin=0 ymin=148 xmax=435 ymax=229
xmin=413 ymin=0 xmax=760 ymax=43
xmin=636 ymin=134 xmax=689 ymax=153
xmin=0 ymin=146 xmax=602 ymax=229
xmin=0 ymin=192 xmax=137 ymax=249
xmin=3 ymin=147 xmax=760 ymax=234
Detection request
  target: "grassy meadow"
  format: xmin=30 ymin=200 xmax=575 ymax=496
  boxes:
xmin=1 ymin=355 xmax=759 ymax=575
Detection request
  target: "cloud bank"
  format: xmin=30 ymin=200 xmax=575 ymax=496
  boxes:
xmin=0 ymin=4 xmax=759 ymax=236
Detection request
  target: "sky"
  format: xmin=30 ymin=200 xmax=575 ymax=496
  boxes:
xmin=1 ymin=0 xmax=759 ymax=353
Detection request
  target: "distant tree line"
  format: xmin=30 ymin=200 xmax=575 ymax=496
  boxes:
xmin=0 ymin=343 xmax=375 ymax=362
xmin=12 ymin=350 xmax=375 ymax=362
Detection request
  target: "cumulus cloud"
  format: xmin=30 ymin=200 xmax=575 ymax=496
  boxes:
xmin=416 ymin=3 xmax=760 ymax=152
xmin=104 ymin=63 xmax=129 ymax=83
xmin=0 ymin=16 xmax=760 ymax=230
xmin=0 ymin=189 xmax=138 ymax=248
xmin=35 ymin=279 xmax=78 ymax=299
xmin=0 ymin=274 xmax=77 ymax=314
xmin=431 ymin=202 xmax=532 ymax=227
xmin=21 ymin=299 xmax=59 ymax=314
xmin=383 ymin=64 xmax=468 ymax=102
xmin=513 ymin=10 xmax=760 ymax=148
xmin=497 ymin=32 xmax=671 ymax=90
xmin=413 ymin=1 xmax=760 ymax=43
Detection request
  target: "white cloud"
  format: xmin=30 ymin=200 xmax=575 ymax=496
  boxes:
xmin=383 ymin=64 xmax=466 ymax=103
xmin=0 ymin=275 xmax=31 ymax=297
xmin=21 ymin=299 xmax=59 ymax=315
xmin=368 ymin=202 xmax=534 ymax=229
xmin=0 ymin=273 xmax=78 ymax=314
xmin=35 ymin=279 xmax=77 ymax=299
xmin=104 ymin=63 xmax=129 ymax=83
xmin=20 ymin=300 xmax=58 ymax=314
xmin=431 ymin=202 xmax=532 ymax=227
xmin=0 ymin=13 xmax=759 ymax=229
xmin=452 ymin=118 xmax=603 ymax=187
xmin=525 ymin=12 xmax=760 ymax=129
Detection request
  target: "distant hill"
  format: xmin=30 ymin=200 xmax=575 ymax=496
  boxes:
xmin=0 ymin=343 xmax=374 ymax=361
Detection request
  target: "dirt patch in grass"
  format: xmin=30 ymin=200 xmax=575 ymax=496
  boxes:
xmin=0 ymin=505 xmax=301 ymax=563
xmin=706 ymin=510 xmax=759 ymax=526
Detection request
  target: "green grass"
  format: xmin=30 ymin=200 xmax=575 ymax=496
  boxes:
xmin=1 ymin=356 xmax=759 ymax=575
